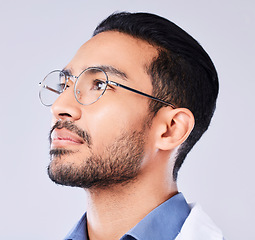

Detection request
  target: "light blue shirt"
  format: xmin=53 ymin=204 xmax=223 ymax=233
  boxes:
xmin=65 ymin=193 xmax=190 ymax=240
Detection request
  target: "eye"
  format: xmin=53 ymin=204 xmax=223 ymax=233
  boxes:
xmin=65 ymin=84 xmax=71 ymax=89
xmin=91 ymin=79 xmax=107 ymax=91
xmin=58 ymin=76 xmax=74 ymax=92
xmin=57 ymin=83 xmax=66 ymax=92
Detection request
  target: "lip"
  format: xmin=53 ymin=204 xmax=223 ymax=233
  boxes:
xmin=51 ymin=128 xmax=84 ymax=148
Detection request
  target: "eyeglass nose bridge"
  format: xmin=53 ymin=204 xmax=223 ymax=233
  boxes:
xmin=65 ymin=75 xmax=78 ymax=87
xmin=52 ymin=75 xmax=80 ymax=107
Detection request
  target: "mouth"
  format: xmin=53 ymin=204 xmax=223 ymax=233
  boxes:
xmin=51 ymin=128 xmax=84 ymax=148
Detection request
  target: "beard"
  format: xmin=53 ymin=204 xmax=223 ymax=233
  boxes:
xmin=47 ymin=120 xmax=147 ymax=189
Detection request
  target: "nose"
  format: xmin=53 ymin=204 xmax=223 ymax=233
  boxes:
xmin=51 ymin=86 xmax=82 ymax=122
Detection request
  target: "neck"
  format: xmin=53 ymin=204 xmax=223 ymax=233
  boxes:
xmin=85 ymin=161 xmax=178 ymax=240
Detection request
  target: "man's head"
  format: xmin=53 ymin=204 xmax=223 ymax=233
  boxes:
xmin=45 ymin=12 xmax=218 ymax=188
xmin=93 ymin=12 xmax=219 ymax=180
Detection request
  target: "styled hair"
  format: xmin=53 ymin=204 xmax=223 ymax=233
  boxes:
xmin=93 ymin=12 xmax=219 ymax=180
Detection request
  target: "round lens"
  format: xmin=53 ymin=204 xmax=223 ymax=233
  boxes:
xmin=74 ymin=67 xmax=108 ymax=105
xmin=39 ymin=70 xmax=66 ymax=106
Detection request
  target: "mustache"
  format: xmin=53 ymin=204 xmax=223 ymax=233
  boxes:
xmin=49 ymin=120 xmax=92 ymax=146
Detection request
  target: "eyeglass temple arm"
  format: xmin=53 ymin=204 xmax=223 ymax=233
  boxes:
xmin=108 ymin=80 xmax=176 ymax=109
xmin=39 ymin=82 xmax=61 ymax=95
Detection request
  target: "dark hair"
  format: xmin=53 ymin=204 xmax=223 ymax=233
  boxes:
xmin=93 ymin=12 xmax=219 ymax=181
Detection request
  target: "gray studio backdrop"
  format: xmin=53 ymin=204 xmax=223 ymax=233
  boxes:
xmin=0 ymin=0 xmax=254 ymax=239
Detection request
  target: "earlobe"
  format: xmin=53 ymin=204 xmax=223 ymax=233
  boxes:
xmin=155 ymin=107 xmax=195 ymax=151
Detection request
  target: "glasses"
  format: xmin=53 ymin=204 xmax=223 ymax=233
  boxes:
xmin=39 ymin=67 xmax=176 ymax=108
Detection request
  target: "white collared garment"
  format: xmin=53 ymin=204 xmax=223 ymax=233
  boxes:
xmin=175 ymin=203 xmax=225 ymax=240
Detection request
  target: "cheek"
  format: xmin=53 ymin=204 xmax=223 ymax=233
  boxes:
xmin=82 ymin=96 xmax=149 ymax=150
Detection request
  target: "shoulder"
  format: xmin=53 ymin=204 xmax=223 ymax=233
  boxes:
xmin=175 ymin=203 xmax=225 ymax=240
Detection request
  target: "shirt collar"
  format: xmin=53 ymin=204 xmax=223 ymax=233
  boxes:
xmin=121 ymin=192 xmax=190 ymax=240
xmin=64 ymin=213 xmax=88 ymax=240
xmin=65 ymin=193 xmax=190 ymax=240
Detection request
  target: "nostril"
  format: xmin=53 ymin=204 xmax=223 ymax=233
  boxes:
xmin=59 ymin=113 xmax=72 ymax=117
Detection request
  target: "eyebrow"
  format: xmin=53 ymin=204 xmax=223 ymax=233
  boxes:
xmin=61 ymin=68 xmax=72 ymax=77
xmin=62 ymin=65 xmax=128 ymax=81
xmin=97 ymin=65 xmax=128 ymax=81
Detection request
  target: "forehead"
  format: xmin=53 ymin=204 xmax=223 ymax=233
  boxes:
xmin=67 ymin=31 xmax=158 ymax=89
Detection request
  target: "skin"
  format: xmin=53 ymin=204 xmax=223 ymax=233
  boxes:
xmin=50 ymin=31 xmax=194 ymax=240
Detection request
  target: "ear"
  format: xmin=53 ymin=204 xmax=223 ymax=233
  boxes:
xmin=154 ymin=107 xmax=195 ymax=151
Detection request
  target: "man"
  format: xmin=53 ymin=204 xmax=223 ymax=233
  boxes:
xmin=39 ymin=12 xmax=224 ymax=240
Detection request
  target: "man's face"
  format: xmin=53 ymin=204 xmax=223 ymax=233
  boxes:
xmin=48 ymin=31 xmax=158 ymax=189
